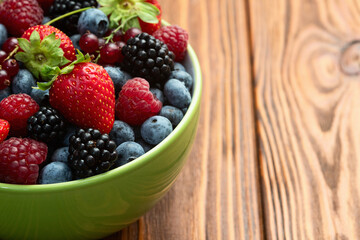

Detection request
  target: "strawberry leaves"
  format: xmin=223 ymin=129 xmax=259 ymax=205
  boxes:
xmin=15 ymin=31 xmax=70 ymax=81
xmin=36 ymin=50 xmax=92 ymax=91
xmin=98 ymin=0 xmax=160 ymax=31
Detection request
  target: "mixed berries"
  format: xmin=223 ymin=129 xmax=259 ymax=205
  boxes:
xmin=0 ymin=0 xmax=192 ymax=185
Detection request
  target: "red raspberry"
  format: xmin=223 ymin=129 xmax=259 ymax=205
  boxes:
xmin=0 ymin=119 xmax=10 ymax=143
xmin=152 ymin=25 xmax=189 ymax=62
xmin=0 ymin=138 xmax=47 ymax=184
xmin=0 ymin=0 xmax=44 ymax=37
xmin=0 ymin=94 xmax=39 ymax=137
xmin=116 ymin=78 xmax=162 ymax=126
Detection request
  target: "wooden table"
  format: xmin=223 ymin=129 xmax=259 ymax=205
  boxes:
xmin=106 ymin=0 xmax=360 ymax=239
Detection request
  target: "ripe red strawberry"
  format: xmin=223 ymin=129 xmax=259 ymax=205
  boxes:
xmin=49 ymin=62 xmax=115 ymax=134
xmin=99 ymin=0 xmax=161 ymax=34
xmin=21 ymin=25 xmax=76 ymax=62
xmin=115 ymin=78 xmax=162 ymax=126
xmin=0 ymin=94 xmax=39 ymax=137
xmin=0 ymin=119 xmax=10 ymax=143
xmin=0 ymin=138 xmax=48 ymax=184
xmin=0 ymin=0 xmax=44 ymax=37
xmin=153 ymin=25 xmax=189 ymax=61
xmin=139 ymin=0 xmax=162 ymax=34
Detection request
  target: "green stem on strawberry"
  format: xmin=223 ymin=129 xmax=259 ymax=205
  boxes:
xmin=44 ymin=7 xmax=93 ymax=26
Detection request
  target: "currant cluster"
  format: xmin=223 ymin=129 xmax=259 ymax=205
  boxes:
xmin=79 ymin=28 xmax=143 ymax=65
xmin=0 ymin=37 xmax=19 ymax=90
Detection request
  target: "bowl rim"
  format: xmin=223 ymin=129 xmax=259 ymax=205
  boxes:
xmin=0 ymin=25 xmax=202 ymax=193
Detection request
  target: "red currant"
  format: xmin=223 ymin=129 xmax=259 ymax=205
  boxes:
xmin=116 ymin=41 xmax=126 ymax=63
xmin=100 ymin=43 xmax=121 ymax=64
xmin=0 ymin=70 xmax=10 ymax=90
xmin=98 ymin=38 xmax=106 ymax=49
xmin=113 ymin=30 xmax=124 ymax=42
xmin=79 ymin=33 xmax=99 ymax=54
xmin=2 ymin=37 xmax=19 ymax=54
xmin=2 ymin=59 xmax=19 ymax=77
xmin=0 ymin=50 xmax=7 ymax=63
xmin=124 ymin=28 xmax=142 ymax=43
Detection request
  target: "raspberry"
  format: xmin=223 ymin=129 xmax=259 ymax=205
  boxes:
xmin=0 ymin=0 xmax=44 ymax=37
xmin=115 ymin=78 xmax=162 ymax=126
xmin=0 ymin=119 xmax=10 ymax=143
xmin=0 ymin=138 xmax=48 ymax=184
xmin=152 ymin=25 xmax=189 ymax=62
xmin=0 ymin=94 xmax=39 ymax=137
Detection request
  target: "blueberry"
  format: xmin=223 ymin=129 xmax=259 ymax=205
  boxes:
xmin=174 ymin=62 xmax=186 ymax=72
xmin=62 ymin=125 xmax=78 ymax=146
xmin=39 ymin=162 xmax=72 ymax=184
xmin=141 ymin=116 xmax=173 ymax=145
xmin=115 ymin=141 xmax=145 ymax=167
xmin=11 ymin=69 xmax=36 ymax=95
xmin=182 ymin=107 xmax=188 ymax=114
xmin=42 ymin=16 xmax=51 ymax=25
xmin=150 ymin=88 xmax=166 ymax=104
xmin=30 ymin=88 xmax=49 ymax=105
xmin=136 ymin=138 xmax=153 ymax=153
xmin=104 ymin=67 xmax=132 ymax=96
xmin=0 ymin=88 xmax=10 ymax=102
xmin=109 ymin=120 xmax=135 ymax=146
xmin=70 ymin=34 xmax=81 ymax=51
xmin=169 ymin=70 xmax=193 ymax=91
xmin=51 ymin=147 xmax=70 ymax=163
xmin=164 ymin=79 xmax=192 ymax=109
xmin=0 ymin=24 xmax=8 ymax=48
xmin=78 ymin=9 xmax=109 ymax=37
xmin=160 ymin=106 xmax=184 ymax=128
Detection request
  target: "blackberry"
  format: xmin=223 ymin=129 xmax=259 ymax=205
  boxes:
xmin=49 ymin=0 xmax=98 ymax=35
xmin=27 ymin=106 xmax=66 ymax=142
xmin=122 ymin=33 xmax=175 ymax=86
xmin=68 ymin=128 xmax=118 ymax=179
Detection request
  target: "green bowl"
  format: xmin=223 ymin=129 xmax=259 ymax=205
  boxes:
xmin=0 ymin=43 xmax=202 ymax=239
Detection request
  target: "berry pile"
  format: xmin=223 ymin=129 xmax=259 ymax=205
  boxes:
xmin=0 ymin=0 xmax=192 ymax=185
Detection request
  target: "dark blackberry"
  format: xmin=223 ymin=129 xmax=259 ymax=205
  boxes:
xmin=68 ymin=128 xmax=118 ymax=179
xmin=122 ymin=33 xmax=175 ymax=86
xmin=49 ymin=0 xmax=98 ymax=35
xmin=27 ymin=106 xmax=66 ymax=143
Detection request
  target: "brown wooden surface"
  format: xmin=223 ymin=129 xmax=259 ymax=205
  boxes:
xmin=105 ymin=0 xmax=360 ymax=239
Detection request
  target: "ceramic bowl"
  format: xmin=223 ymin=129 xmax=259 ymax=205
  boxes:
xmin=0 ymin=36 xmax=202 ymax=240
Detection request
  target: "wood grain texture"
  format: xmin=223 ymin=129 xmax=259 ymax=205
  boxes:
xmin=105 ymin=0 xmax=263 ymax=239
xmin=249 ymin=0 xmax=360 ymax=239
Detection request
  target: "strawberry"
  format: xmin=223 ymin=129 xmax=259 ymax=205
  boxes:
xmin=38 ymin=53 xmax=115 ymax=134
xmin=139 ymin=0 xmax=162 ymax=34
xmin=99 ymin=0 xmax=161 ymax=34
xmin=0 ymin=119 xmax=10 ymax=143
xmin=15 ymin=25 xmax=76 ymax=81
xmin=0 ymin=0 xmax=44 ymax=37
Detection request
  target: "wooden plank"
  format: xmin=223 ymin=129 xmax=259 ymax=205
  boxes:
xmin=249 ymin=0 xmax=360 ymax=239
xmin=105 ymin=0 xmax=263 ymax=239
